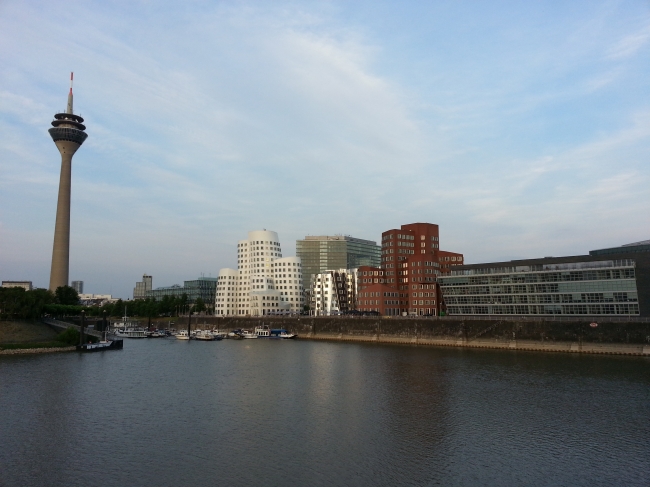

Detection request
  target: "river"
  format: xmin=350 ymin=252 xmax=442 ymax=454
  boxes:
xmin=1 ymin=338 xmax=648 ymax=486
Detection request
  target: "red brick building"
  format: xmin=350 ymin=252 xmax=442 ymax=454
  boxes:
xmin=357 ymin=223 xmax=463 ymax=316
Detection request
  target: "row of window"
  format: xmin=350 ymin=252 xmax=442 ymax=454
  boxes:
xmin=445 ymin=292 xmax=638 ymax=305
xmin=238 ymin=240 xmax=280 ymax=247
xmin=447 ymin=304 xmax=640 ymax=316
xmin=443 ymin=269 xmax=635 ymax=286
xmin=442 ymin=281 xmax=637 ymax=295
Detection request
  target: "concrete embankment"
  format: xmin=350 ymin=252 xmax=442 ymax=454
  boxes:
xmin=300 ymin=332 xmax=650 ymax=356
xmin=0 ymin=346 xmax=75 ymax=356
xmin=169 ymin=316 xmax=650 ymax=357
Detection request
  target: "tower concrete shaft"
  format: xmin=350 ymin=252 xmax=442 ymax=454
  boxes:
xmin=48 ymin=73 xmax=88 ymax=291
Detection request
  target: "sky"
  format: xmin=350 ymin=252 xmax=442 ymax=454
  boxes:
xmin=1 ymin=0 xmax=649 ymax=298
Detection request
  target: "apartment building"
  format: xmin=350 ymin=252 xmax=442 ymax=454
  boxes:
xmin=357 ymin=223 xmax=464 ymax=316
xmin=215 ymin=230 xmax=304 ymax=316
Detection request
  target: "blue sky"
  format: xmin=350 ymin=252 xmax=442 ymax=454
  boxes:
xmin=1 ymin=0 xmax=649 ymax=298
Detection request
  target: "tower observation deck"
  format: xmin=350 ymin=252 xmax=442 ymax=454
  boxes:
xmin=48 ymin=73 xmax=88 ymax=291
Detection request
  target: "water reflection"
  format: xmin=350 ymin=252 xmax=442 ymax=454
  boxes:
xmin=1 ymin=341 xmax=649 ymax=487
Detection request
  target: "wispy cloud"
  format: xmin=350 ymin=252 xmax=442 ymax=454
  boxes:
xmin=1 ymin=1 xmax=649 ymax=295
xmin=606 ymin=22 xmax=650 ymax=59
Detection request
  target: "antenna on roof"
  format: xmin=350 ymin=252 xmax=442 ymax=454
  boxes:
xmin=66 ymin=72 xmax=74 ymax=114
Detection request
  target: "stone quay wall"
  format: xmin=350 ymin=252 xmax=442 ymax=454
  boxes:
xmin=161 ymin=316 xmax=650 ymax=356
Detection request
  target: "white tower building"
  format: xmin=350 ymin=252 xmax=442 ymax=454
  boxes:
xmin=310 ymin=269 xmax=358 ymax=316
xmin=215 ymin=230 xmax=304 ymax=316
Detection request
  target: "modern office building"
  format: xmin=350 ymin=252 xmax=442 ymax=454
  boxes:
xmin=215 ymin=230 xmax=304 ymax=316
xmin=357 ymin=223 xmax=463 ymax=316
xmin=296 ymin=235 xmax=380 ymax=290
xmin=309 ymin=269 xmax=358 ymax=316
xmin=48 ymin=73 xmax=89 ymax=291
xmin=438 ymin=240 xmax=650 ymax=317
xmin=71 ymin=281 xmax=84 ymax=294
xmin=146 ymin=277 xmax=218 ymax=312
xmin=133 ymin=274 xmax=152 ymax=299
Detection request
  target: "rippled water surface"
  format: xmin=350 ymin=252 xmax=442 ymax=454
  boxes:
xmin=1 ymin=339 xmax=649 ymax=486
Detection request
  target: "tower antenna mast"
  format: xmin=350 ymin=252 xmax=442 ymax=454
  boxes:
xmin=48 ymin=73 xmax=88 ymax=291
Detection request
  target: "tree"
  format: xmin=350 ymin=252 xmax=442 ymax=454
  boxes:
xmin=0 ymin=287 xmax=61 ymax=320
xmin=112 ymin=299 xmax=125 ymax=318
xmin=159 ymin=295 xmax=174 ymax=316
xmin=55 ymin=286 xmax=79 ymax=305
xmin=193 ymin=297 xmax=206 ymax=314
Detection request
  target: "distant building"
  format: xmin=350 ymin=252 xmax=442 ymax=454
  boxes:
xmin=296 ymin=235 xmax=380 ymax=291
xmin=215 ymin=230 xmax=304 ymax=316
xmin=309 ymin=269 xmax=358 ymax=316
xmin=1 ymin=281 xmax=33 ymax=291
xmin=78 ymin=294 xmax=117 ymax=306
xmin=357 ymin=223 xmax=464 ymax=316
xmin=146 ymin=277 xmax=218 ymax=312
xmin=71 ymin=280 xmax=84 ymax=293
xmin=438 ymin=240 xmax=650 ymax=317
xmin=133 ymin=274 xmax=152 ymax=299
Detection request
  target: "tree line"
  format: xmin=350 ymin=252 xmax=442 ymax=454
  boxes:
xmin=0 ymin=286 xmax=207 ymax=321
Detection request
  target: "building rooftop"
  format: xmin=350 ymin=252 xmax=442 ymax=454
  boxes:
xmin=589 ymin=240 xmax=650 ymax=256
xmin=301 ymin=235 xmax=377 ymax=245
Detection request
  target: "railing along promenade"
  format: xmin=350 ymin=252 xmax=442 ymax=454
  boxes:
xmin=43 ymin=317 xmax=102 ymax=338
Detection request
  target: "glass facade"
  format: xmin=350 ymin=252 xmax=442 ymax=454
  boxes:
xmin=146 ymin=277 xmax=218 ymax=308
xmin=296 ymin=236 xmax=381 ymax=289
xmin=439 ymin=260 xmax=640 ymax=316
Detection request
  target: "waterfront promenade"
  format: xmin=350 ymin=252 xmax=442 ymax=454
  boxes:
xmin=140 ymin=315 xmax=650 ymax=357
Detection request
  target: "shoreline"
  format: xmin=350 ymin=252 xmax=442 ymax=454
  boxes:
xmin=0 ymin=346 xmax=76 ymax=356
xmin=300 ymin=333 xmax=650 ymax=357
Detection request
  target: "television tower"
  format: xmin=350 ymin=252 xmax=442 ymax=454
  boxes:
xmin=48 ymin=73 xmax=88 ymax=291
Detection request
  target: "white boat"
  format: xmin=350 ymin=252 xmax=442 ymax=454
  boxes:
xmin=268 ymin=328 xmax=297 ymax=339
xmin=241 ymin=330 xmax=258 ymax=339
xmin=146 ymin=330 xmax=166 ymax=338
xmin=255 ymin=325 xmax=271 ymax=338
xmin=194 ymin=330 xmax=215 ymax=341
xmin=114 ymin=327 xmax=147 ymax=338
xmin=209 ymin=330 xmax=225 ymax=340
xmin=112 ymin=307 xmax=145 ymax=338
xmin=176 ymin=330 xmax=190 ymax=340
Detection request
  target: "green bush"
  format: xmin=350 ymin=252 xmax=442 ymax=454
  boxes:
xmin=56 ymin=327 xmax=98 ymax=345
xmin=56 ymin=327 xmax=80 ymax=345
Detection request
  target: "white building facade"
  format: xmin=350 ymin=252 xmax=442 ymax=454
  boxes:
xmin=310 ymin=269 xmax=358 ymax=316
xmin=215 ymin=230 xmax=304 ymax=316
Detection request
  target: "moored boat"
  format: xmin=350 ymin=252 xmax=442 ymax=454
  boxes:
xmin=114 ymin=327 xmax=147 ymax=338
xmin=270 ymin=329 xmax=297 ymax=339
xmin=194 ymin=330 xmax=215 ymax=341
xmin=77 ymin=329 xmax=124 ymax=352
xmin=77 ymin=338 xmax=124 ymax=352
xmin=241 ymin=330 xmax=258 ymax=339
xmin=146 ymin=330 xmax=166 ymax=338
xmin=255 ymin=325 xmax=271 ymax=338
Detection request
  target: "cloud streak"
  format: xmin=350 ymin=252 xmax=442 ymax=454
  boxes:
xmin=0 ymin=1 xmax=649 ymax=296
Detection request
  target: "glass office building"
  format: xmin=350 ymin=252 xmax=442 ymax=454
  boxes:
xmin=146 ymin=277 xmax=218 ymax=310
xmin=296 ymin=235 xmax=381 ymax=289
xmin=440 ymin=259 xmax=639 ymax=316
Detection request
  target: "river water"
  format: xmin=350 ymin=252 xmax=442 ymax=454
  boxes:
xmin=1 ymin=338 xmax=648 ymax=486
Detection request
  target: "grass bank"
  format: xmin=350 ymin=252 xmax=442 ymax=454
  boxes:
xmin=0 ymin=320 xmax=92 ymax=353
xmin=0 ymin=320 xmax=59 ymax=344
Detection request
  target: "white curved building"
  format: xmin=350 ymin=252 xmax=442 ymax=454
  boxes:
xmin=215 ymin=230 xmax=304 ymax=316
